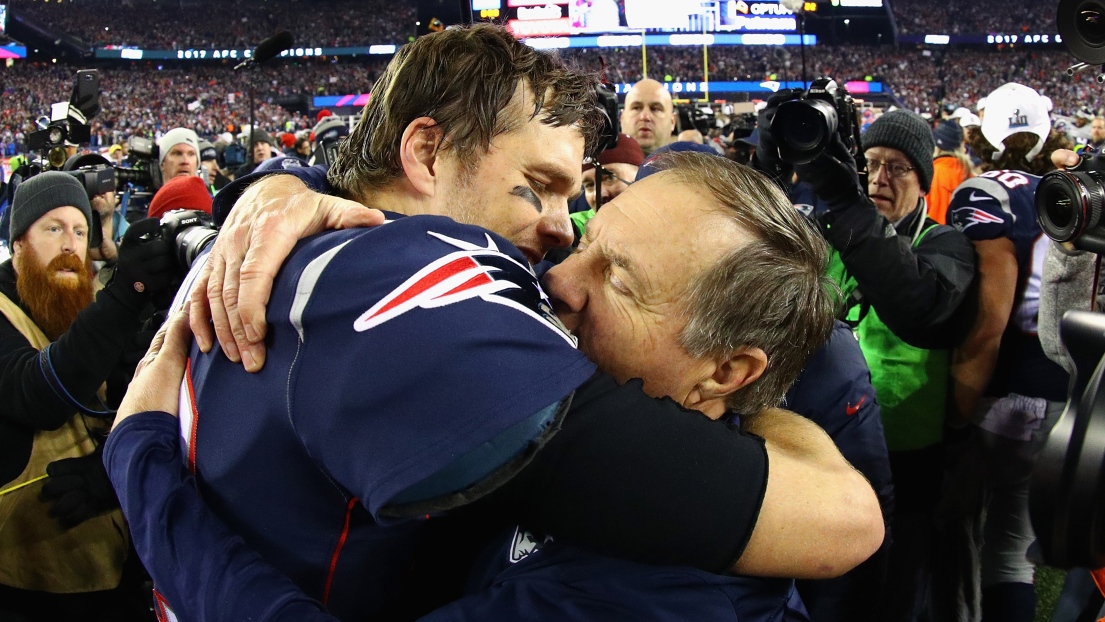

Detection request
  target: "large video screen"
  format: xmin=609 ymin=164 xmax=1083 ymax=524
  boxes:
xmin=499 ymin=0 xmax=800 ymax=38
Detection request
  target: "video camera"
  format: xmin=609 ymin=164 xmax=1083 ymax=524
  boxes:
xmin=1029 ymin=0 xmax=1105 ymax=570
xmin=769 ymin=77 xmax=862 ymax=166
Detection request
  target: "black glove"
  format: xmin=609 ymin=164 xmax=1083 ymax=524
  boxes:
xmin=753 ymin=89 xmax=801 ymax=191
xmin=107 ymin=217 xmax=176 ymax=311
xmin=39 ymin=444 xmax=120 ymax=529
xmin=792 ymin=132 xmax=866 ymax=209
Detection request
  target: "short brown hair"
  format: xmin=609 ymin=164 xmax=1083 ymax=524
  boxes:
xmin=652 ymin=151 xmax=835 ymax=414
xmin=328 ymin=24 xmax=605 ymax=201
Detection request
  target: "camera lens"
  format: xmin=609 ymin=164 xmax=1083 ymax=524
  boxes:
xmin=1078 ymin=1 xmax=1105 ymax=45
xmin=770 ymin=99 xmax=838 ymax=165
xmin=1035 ymin=170 xmax=1105 ymax=242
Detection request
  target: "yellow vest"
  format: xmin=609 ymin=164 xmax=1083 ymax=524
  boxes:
xmin=0 ymin=292 xmax=129 ymax=593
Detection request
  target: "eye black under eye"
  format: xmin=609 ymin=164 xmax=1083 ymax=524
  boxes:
xmin=511 ymin=185 xmax=543 ymax=214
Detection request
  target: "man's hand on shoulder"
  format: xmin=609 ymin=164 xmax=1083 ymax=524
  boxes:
xmin=189 ymin=174 xmax=385 ymax=372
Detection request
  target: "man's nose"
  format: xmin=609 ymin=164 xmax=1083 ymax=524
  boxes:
xmin=536 ymin=201 xmax=575 ymax=254
xmin=543 ymin=261 xmax=584 ymax=331
xmin=62 ymin=231 xmax=80 ymax=253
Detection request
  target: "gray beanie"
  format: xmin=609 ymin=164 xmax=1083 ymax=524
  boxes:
xmin=861 ymin=110 xmax=935 ymax=192
xmin=10 ymin=172 xmax=93 ymax=241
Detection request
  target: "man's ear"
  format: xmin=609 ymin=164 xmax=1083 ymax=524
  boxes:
xmin=398 ymin=117 xmax=445 ymax=198
xmin=685 ymin=346 xmax=769 ymax=416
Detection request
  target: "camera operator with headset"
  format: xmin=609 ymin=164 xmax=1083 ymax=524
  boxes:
xmin=0 ymin=171 xmax=176 ymax=622
xmin=756 ymin=92 xmax=978 ymax=622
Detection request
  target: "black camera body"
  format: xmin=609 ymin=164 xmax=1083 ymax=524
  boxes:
xmin=769 ymin=77 xmax=860 ymax=165
xmin=1035 ymin=152 xmax=1105 ymax=254
xmin=157 ymin=209 xmax=219 ymax=272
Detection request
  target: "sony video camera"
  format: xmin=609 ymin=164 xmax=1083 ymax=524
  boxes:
xmin=769 ymin=77 xmax=861 ymax=165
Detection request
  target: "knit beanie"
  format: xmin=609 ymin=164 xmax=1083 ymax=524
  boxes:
xmin=862 ymin=110 xmax=936 ymax=192
xmin=933 ymin=121 xmax=964 ymax=151
xmin=583 ymin=134 xmax=645 ymax=172
xmin=148 ymin=175 xmax=213 ymax=220
xmin=10 ymin=172 xmax=93 ymax=241
xmin=198 ymin=140 xmax=218 ymax=162
xmin=158 ymin=127 xmax=201 ymax=166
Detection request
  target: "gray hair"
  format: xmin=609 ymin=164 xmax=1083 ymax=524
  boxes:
xmin=651 ymin=151 xmax=836 ymax=414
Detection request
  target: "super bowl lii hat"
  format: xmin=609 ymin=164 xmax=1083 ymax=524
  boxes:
xmin=861 ymin=109 xmax=936 ymax=192
xmin=10 ymin=171 xmax=93 ymax=241
xmin=980 ymin=82 xmax=1051 ymax=161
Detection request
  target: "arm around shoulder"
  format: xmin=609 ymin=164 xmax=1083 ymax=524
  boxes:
xmin=733 ymin=408 xmax=885 ymax=579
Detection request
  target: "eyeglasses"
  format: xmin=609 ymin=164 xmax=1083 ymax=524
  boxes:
xmin=584 ymin=166 xmax=634 ymax=189
xmin=868 ymin=158 xmax=915 ymax=179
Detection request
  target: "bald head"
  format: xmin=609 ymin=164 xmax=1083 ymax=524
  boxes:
xmin=621 ymin=79 xmax=675 ymax=155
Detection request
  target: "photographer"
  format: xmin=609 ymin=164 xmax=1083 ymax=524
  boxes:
xmin=0 ymin=172 xmax=175 ymax=621
xmin=757 ymin=104 xmax=978 ymax=621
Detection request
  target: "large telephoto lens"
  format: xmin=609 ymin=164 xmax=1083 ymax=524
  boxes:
xmin=770 ymin=99 xmax=838 ymax=165
xmin=1035 ymin=169 xmax=1105 ymax=242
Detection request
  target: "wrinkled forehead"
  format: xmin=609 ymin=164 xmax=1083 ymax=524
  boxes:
xmin=590 ymin=174 xmax=744 ymax=275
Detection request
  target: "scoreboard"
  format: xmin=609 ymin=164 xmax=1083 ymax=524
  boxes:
xmin=472 ymin=0 xmax=806 ymax=37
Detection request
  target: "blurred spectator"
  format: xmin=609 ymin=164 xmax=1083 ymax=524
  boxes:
xmin=928 ymin=121 xmax=973 ymax=224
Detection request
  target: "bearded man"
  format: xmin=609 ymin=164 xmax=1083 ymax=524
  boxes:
xmin=0 ymin=171 xmax=175 ymax=622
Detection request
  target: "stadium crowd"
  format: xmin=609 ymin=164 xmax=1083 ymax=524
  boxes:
xmin=12 ymin=0 xmax=416 ymax=48
xmin=3 ymin=1 xmax=1105 ymax=621
xmin=889 ymin=0 xmax=1057 ymax=35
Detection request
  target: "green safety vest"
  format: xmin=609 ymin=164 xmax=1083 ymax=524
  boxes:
xmin=570 ymin=208 xmax=595 ymax=238
xmin=830 ymin=223 xmax=948 ymax=451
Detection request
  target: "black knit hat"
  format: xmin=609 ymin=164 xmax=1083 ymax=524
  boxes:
xmin=10 ymin=172 xmax=92 ymax=241
xmin=861 ymin=110 xmax=935 ymax=192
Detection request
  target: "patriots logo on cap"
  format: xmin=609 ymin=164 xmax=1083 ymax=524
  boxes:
xmin=354 ymin=231 xmax=576 ymax=346
xmin=953 ymin=206 xmax=1006 ymax=231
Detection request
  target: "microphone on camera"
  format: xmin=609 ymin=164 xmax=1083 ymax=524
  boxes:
xmin=234 ymin=31 xmax=294 ymax=70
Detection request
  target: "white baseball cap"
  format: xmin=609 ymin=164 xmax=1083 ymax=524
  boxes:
xmin=980 ymin=82 xmax=1051 ymax=161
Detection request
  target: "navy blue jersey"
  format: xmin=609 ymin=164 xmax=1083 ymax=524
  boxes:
xmin=179 ymin=215 xmax=596 ymax=620
xmin=420 ymin=526 xmax=808 ymax=622
xmin=785 ymin=322 xmax=893 ymax=517
xmin=948 ymin=171 xmax=1069 ymax=401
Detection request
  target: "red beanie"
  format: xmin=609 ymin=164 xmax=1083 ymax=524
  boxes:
xmin=148 ymin=175 xmax=213 ymax=220
xmin=316 ymin=109 xmax=332 ymax=122
xmin=281 ymin=132 xmax=296 ymax=148
xmin=583 ymin=134 xmax=644 ymax=172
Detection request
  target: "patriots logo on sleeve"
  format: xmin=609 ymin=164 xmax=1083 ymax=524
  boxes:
xmin=953 ymin=206 xmax=1007 ymax=231
xmin=354 ymin=231 xmax=577 ymax=347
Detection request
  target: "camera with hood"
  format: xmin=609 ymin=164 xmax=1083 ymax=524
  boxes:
xmin=769 ymin=77 xmax=860 ymax=165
